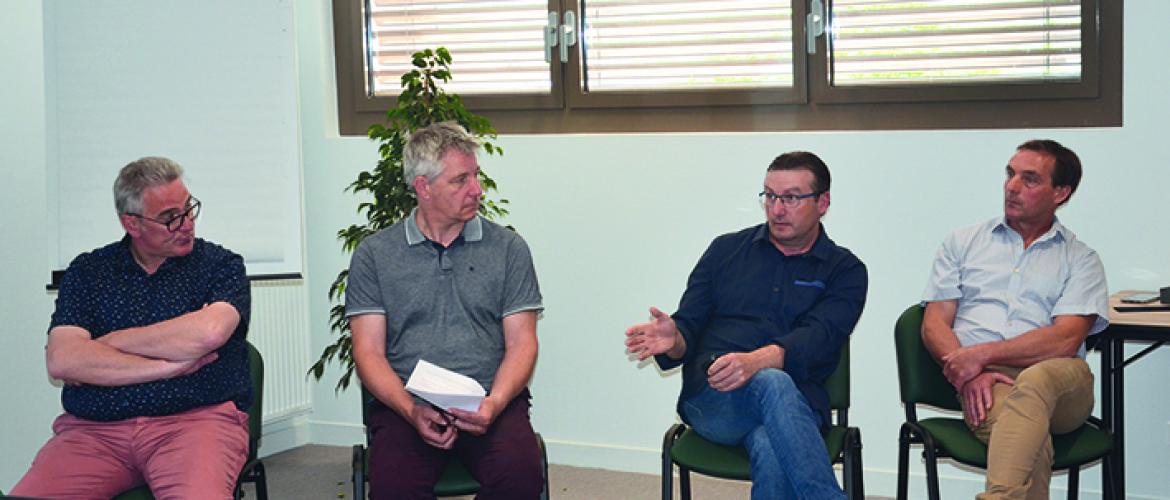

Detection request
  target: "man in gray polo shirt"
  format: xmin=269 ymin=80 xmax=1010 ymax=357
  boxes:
xmin=347 ymin=121 xmax=544 ymax=500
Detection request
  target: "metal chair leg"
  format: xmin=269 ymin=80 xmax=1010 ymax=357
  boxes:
xmin=678 ymin=466 xmax=692 ymax=500
xmin=352 ymin=445 xmax=366 ymax=500
xmin=847 ymin=427 xmax=864 ymax=500
xmin=897 ymin=424 xmax=912 ymax=500
xmin=923 ymin=444 xmax=941 ymax=500
xmin=537 ymin=434 xmax=549 ymax=500
xmin=1067 ymin=466 xmax=1079 ymax=500
xmin=252 ymin=462 xmax=268 ymax=500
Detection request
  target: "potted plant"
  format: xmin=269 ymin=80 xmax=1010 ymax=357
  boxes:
xmin=309 ymin=47 xmax=508 ymax=390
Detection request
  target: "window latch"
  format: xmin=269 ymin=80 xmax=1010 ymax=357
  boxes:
xmin=544 ymin=11 xmax=559 ymax=63
xmin=807 ymin=0 xmax=826 ymax=54
xmin=559 ymin=11 xmax=577 ymax=63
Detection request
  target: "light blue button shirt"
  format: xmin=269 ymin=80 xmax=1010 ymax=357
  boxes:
xmin=922 ymin=217 xmax=1109 ymax=358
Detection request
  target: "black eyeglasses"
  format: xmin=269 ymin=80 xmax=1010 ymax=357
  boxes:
xmin=126 ymin=197 xmax=201 ymax=232
xmin=759 ymin=191 xmax=821 ymax=208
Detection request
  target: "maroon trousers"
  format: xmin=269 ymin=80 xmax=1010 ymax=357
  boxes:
xmin=366 ymin=389 xmax=543 ymax=500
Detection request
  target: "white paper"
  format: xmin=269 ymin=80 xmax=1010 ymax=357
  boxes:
xmin=404 ymin=359 xmax=486 ymax=412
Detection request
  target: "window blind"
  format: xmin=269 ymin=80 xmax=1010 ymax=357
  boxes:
xmin=367 ymin=0 xmax=552 ymax=96
xmin=49 ymin=1 xmax=303 ymax=277
xmin=829 ymin=0 xmax=1082 ymax=86
xmin=579 ymin=0 xmax=794 ymax=92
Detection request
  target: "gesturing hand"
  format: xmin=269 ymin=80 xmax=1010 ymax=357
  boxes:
xmin=410 ymin=403 xmax=458 ymax=449
xmin=624 ymin=307 xmax=680 ymax=360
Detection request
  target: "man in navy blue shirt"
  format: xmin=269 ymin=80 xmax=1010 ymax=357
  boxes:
xmin=626 ymin=151 xmax=867 ymax=499
xmin=12 ymin=157 xmax=252 ymax=499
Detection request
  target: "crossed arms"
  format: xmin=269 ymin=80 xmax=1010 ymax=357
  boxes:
xmin=46 ymin=302 xmax=240 ymax=387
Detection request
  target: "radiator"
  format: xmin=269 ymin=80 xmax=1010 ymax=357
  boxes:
xmin=248 ymin=279 xmax=313 ymax=420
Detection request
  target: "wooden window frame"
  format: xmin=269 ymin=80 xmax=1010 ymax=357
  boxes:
xmin=332 ymin=0 xmax=1121 ymax=135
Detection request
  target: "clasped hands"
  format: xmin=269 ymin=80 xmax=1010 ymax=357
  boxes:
xmin=410 ymin=397 xmax=503 ymax=449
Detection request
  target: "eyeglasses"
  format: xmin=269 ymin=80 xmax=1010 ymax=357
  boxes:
xmin=759 ymin=191 xmax=821 ymax=208
xmin=126 ymin=197 xmax=201 ymax=232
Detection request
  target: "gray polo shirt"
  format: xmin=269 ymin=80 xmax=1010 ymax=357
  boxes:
xmin=345 ymin=209 xmax=543 ymax=392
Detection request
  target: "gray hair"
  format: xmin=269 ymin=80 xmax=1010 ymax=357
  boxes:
xmin=113 ymin=156 xmax=184 ymax=215
xmin=403 ymin=121 xmax=480 ymax=190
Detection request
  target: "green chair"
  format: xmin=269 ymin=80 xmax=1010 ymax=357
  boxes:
xmin=661 ymin=343 xmax=864 ymax=499
xmin=113 ymin=341 xmax=268 ymax=500
xmin=894 ymin=304 xmax=1112 ymax=500
xmin=351 ymin=386 xmax=549 ymax=499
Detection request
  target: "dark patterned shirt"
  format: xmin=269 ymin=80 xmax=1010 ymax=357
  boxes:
xmin=50 ymin=235 xmax=251 ymax=421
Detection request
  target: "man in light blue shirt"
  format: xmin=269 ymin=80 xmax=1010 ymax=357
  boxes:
xmin=921 ymin=139 xmax=1109 ymax=500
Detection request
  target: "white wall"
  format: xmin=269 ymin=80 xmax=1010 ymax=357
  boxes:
xmin=4 ymin=0 xmax=1167 ymax=498
xmin=0 ymin=0 xmax=57 ymax=491
xmin=296 ymin=1 xmax=1170 ymax=498
xmin=47 ymin=1 xmax=303 ymax=277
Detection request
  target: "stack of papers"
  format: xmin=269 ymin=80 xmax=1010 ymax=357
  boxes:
xmin=404 ymin=359 xmax=486 ymax=412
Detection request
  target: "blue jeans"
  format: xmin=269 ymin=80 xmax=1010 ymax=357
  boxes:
xmin=682 ymin=368 xmax=845 ymax=500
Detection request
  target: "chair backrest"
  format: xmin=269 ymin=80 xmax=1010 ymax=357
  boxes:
xmin=246 ymin=341 xmax=264 ymax=460
xmin=361 ymin=385 xmax=372 ymax=419
xmin=893 ymin=304 xmax=961 ymax=412
xmin=824 ymin=341 xmax=850 ymax=412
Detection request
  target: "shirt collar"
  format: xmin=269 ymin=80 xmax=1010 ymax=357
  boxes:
xmin=117 ymin=234 xmax=139 ymax=271
xmin=404 ymin=208 xmax=484 ymax=246
xmin=116 ymin=233 xmax=193 ymax=275
xmin=751 ymin=222 xmax=832 ymax=261
xmin=992 ymin=216 xmax=1067 ymax=245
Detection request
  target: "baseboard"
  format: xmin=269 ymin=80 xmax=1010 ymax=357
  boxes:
xmin=543 ymin=438 xmax=661 ymax=475
xmin=285 ymin=429 xmax=1162 ymax=500
xmin=258 ymin=409 xmax=313 ymax=457
xmin=306 ymin=418 xmax=366 ymax=447
xmin=863 ymin=467 xmax=1134 ymax=500
xmin=297 ymin=423 xmax=662 ymax=473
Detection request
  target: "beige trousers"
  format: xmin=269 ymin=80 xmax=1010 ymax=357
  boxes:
xmin=962 ymin=357 xmax=1094 ymax=500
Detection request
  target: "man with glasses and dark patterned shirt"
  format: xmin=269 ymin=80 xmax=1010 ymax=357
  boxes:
xmin=625 ymin=151 xmax=867 ymax=499
xmin=12 ymin=157 xmax=252 ymax=499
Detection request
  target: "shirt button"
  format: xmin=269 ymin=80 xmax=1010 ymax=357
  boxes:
xmin=773 ymin=287 xmax=779 ymax=292
xmin=1013 ymin=268 xmax=1019 ymax=273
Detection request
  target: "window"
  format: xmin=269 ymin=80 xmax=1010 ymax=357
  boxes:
xmin=831 ymin=1 xmax=1085 ymax=87
xmin=333 ymin=0 xmax=1120 ymax=134
xmin=364 ymin=1 xmax=553 ymax=97
xmin=579 ymin=2 xmax=795 ymax=92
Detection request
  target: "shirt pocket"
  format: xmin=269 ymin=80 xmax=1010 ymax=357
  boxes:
xmin=1017 ymin=259 xmax=1068 ymax=312
xmin=782 ymin=277 xmax=826 ymax=322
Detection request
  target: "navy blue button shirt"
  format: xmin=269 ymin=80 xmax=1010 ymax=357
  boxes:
xmin=50 ymin=236 xmax=252 ymax=421
xmin=655 ymin=224 xmax=867 ymax=428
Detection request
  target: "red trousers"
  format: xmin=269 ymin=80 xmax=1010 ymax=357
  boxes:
xmin=12 ymin=401 xmax=249 ymax=500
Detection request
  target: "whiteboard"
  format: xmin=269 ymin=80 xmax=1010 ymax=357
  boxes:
xmin=46 ymin=0 xmax=302 ymax=277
